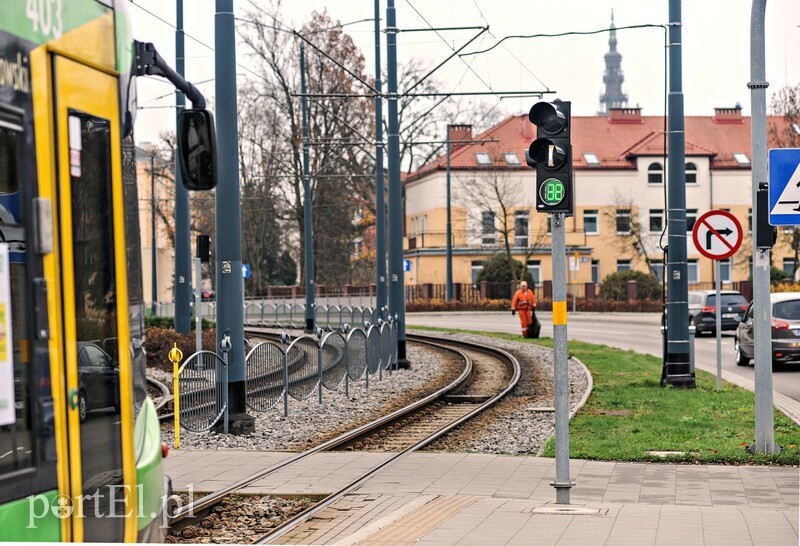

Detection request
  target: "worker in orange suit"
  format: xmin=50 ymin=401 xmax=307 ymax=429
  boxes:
xmin=511 ymin=281 xmax=536 ymax=337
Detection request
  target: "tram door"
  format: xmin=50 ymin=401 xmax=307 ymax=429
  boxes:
xmin=52 ymin=56 xmax=135 ymax=542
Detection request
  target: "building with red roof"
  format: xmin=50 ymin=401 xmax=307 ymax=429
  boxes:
xmin=402 ymin=105 xmax=796 ymax=290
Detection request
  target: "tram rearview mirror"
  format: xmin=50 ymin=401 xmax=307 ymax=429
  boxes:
xmin=177 ymin=109 xmax=218 ymax=191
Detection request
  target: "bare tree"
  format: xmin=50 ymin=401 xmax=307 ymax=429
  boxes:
xmin=455 ymin=149 xmax=546 ymax=283
xmin=602 ymin=191 xmax=661 ymax=278
xmin=237 ymin=4 xmax=377 ymax=287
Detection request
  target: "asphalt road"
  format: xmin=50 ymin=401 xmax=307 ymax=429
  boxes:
xmin=406 ymin=311 xmax=800 ymax=403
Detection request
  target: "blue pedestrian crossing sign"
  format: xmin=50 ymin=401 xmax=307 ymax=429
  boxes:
xmin=242 ymin=264 xmax=251 ymax=278
xmin=769 ymin=148 xmax=800 ymax=226
xmin=403 ymin=259 xmax=412 ymax=272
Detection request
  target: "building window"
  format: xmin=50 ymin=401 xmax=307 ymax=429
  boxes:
xmin=686 ymin=209 xmax=697 ymax=233
xmin=616 ymin=209 xmax=632 ymax=234
xmin=591 ymin=260 xmax=600 ymax=284
xmin=685 ymin=162 xmax=697 ymax=184
xmin=687 ymin=259 xmax=699 ymax=283
xmin=504 ymin=152 xmax=520 ymax=165
xmin=748 ymin=208 xmax=752 ymax=233
xmin=471 ymin=260 xmax=483 ymax=284
xmin=650 ymin=259 xmax=665 ymax=282
xmin=481 ymin=210 xmax=495 ymax=245
xmin=514 ymin=210 xmax=529 ymax=247
xmin=733 ymin=152 xmax=750 ymax=165
xmin=648 ymin=162 xmax=663 ymax=184
xmin=475 ymin=152 xmax=492 ymax=166
xmin=720 ymin=258 xmax=732 ymax=282
xmin=584 ymin=209 xmax=598 ymax=234
xmin=527 ymin=260 xmax=541 ymax=283
xmin=783 ymin=258 xmax=796 ymax=278
xmin=547 ymin=216 xmax=552 ymax=234
xmin=649 ymin=209 xmax=664 ymax=233
xmin=583 ymin=152 xmax=600 ymax=165
xmin=617 ymin=259 xmax=632 ymax=272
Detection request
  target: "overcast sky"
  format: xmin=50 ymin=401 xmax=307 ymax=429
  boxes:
xmin=129 ymin=0 xmax=800 ymax=146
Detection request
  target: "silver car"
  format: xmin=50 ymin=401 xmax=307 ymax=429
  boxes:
xmin=734 ymin=292 xmax=800 ymax=366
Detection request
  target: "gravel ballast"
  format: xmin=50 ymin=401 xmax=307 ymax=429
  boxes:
xmin=160 ymin=331 xmax=589 ymax=456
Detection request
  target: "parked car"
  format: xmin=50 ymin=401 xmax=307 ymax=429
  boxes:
xmin=734 ymin=292 xmax=800 ymax=366
xmin=687 ymin=290 xmax=748 ymax=335
xmin=77 ymin=342 xmax=120 ymax=422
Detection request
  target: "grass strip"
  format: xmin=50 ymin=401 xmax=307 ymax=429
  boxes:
xmin=410 ymin=326 xmax=800 ymax=465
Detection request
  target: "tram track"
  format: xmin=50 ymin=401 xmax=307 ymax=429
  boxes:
xmin=165 ymin=332 xmax=521 ymax=543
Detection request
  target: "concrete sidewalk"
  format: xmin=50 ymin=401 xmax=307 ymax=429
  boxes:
xmin=165 ymin=450 xmax=798 ymax=545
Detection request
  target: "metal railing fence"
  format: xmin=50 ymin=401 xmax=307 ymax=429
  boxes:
xmin=242 ymin=319 xmax=399 ymax=417
xmin=176 ymin=350 xmax=228 ymax=433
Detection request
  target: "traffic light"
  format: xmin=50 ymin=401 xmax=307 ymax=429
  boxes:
xmin=756 ymin=183 xmax=777 ymax=248
xmin=197 ymin=235 xmax=211 ymax=263
xmin=527 ymin=100 xmax=573 ymax=214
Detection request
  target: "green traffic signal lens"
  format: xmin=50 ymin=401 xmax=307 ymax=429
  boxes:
xmin=539 ymin=178 xmax=565 ymax=206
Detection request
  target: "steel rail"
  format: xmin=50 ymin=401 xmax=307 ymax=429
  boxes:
xmin=253 ymin=333 xmax=521 ymax=544
xmin=146 ymin=376 xmax=172 ymax=413
xmin=168 ymin=332 xmax=472 ymax=526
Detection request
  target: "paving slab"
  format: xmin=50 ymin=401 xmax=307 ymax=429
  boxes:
xmin=163 ymin=450 xmax=798 ymax=544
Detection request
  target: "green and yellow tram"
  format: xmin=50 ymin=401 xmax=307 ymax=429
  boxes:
xmin=0 ymin=1 xmax=215 ymax=541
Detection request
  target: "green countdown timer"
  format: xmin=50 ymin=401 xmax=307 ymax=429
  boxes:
xmin=539 ymin=178 xmax=565 ymax=206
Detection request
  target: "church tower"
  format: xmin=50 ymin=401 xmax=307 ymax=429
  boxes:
xmin=598 ymin=10 xmax=628 ymax=115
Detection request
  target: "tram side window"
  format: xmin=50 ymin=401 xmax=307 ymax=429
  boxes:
xmin=0 ymin=119 xmax=33 ymax=476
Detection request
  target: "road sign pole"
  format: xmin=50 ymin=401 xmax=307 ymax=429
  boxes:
xmin=692 ymin=210 xmax=743 ymax=394
xmin=749 ymin=0 xmax=776 ymax=454
xmin=715 ymin=259 xmax=722 ymax=392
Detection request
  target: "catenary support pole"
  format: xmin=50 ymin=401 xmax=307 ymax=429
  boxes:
xmin=446 ymin=125 xmax=453 ymax=301
xmin=214 ymin=0 xmax=253 ymax=435
xmin=150 ymin=152 xmax=157 ymax=315
xmin=386 ymin=0 xmax=409 ymax=367
xmin=174 ymin=0 xmax=192 ymax=333
xmin=551 ymin=213 xmax=573 ymax=504
xmin=749 ymin=0 xmax=776 ymax=453
xmin=374 ymin=0 xmax=387 ymax=319
xmin=663 ymin=0 xmax=694 ymax=387
xmin=300 ymin=43 xmax=315 ymax=333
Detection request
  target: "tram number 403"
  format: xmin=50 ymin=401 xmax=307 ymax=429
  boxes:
xmin=539 ymin=178 xmax=565 ymax=207
xmin=26 ymin=0 xmax=64 ymax=40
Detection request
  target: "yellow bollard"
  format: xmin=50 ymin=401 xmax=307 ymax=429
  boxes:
xmin=168 ymin=343 xmax=184 ymax=449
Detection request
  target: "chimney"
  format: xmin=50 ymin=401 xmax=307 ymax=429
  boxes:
xmin=608 ymin=107 xmax=642 ymax=124
xmin=713 ymin=105 xmax=743 ymax=124
xmin=448 ymin=124 xmax=472 ymax=149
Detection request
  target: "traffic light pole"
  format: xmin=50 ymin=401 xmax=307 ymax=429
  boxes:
xmin=748 ymin=0 xmax=776 ymax=454
xmin=527 ymin=100 xmax=574 ymax=503
xmin=551 ymin=213 xmax=573 ymax=504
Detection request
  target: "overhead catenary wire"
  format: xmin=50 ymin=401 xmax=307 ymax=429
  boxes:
xmin=461 ymin=23 xmax=670 ymax=57
xmin=129 ymin=0 xmax=278 ymax=89
xmin=470 ymin=0 xmax=551 ymax=92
